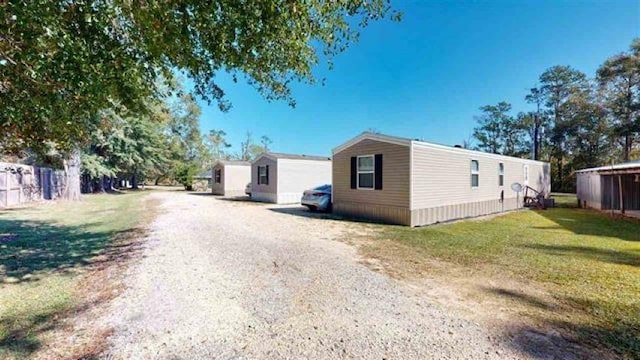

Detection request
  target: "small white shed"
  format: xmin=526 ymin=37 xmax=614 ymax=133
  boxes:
xmin=251 ymin=152 xmax=332 ymax=204
xmin=211 ymin=160 xmax=251 ymax=197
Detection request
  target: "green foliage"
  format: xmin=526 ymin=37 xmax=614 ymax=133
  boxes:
xmin=174 ymin=162 xmax=199 ymax=190
xmin=206 ymin=129 xmax=232 ymax=161
xmin=472 ymin=39 xmax=640 ymax=192
xmin=1 ymin=1 xmax=398 ymax=155
xmin=473 ymin=101 xmax=529 ymax=156
xmin=237 ymin=131 xmax=272 ymax=161
xmin=597 ymin=39 xmax=640 ymax=161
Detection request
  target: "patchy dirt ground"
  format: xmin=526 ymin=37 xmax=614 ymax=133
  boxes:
xmin=97 ymin=191 xmax=533 ymax=359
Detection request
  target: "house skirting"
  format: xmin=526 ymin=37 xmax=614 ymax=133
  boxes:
xmin=219 ymin=189 xmax=247 ymax=198
xmin=251 ymin=191 xmax=277 ymax=203
xmin=333 ymin=203 xmax=412 ymax=225
xmin=410 ymin=197 xmax=521 ymax=226
xmin=334 ymin=197 xmax=524 ymax=227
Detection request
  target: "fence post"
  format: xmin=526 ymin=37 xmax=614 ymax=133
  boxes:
xmin=4 ymin=170 xmax=9 ymax=207
xmin=18 ymin=172 xmax=23 ymax=204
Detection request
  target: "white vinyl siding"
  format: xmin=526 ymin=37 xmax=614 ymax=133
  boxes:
xmin=411 ymin=143 xmax=550 ymax=210
xmin=212 ymin=163 xmax=251 ymax=196
xmin=276 ymin=159 xmax=332 ymax=204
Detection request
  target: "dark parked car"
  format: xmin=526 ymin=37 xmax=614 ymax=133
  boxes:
xmin=301 ymin=184 xmax=332 ymax=212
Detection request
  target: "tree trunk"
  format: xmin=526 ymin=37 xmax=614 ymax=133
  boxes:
xmin=63 ymin=149 xmax=82 ymax=201
xmin=533 ymin=114 xmax=540 ymax=160
xmin=131 ymin=171 xmax=138 ymax=189
xmin=624 ymin=135 xmax=631 ymax=161
xmin=96 ymin=175 xmax=106 ymax=193
xmin=557 ymin=157 xmax=563 ymax=191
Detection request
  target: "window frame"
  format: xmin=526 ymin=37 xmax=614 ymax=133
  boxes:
xmin=356 ymin=154 xmax=375 ymax=190
xmin=214 ymin=168 xmax=222 ymax=184
xmin=523 ymin=164 xmax=529 ymax=185
xmin=471 ymin=160 xmax=480 ymax=188
xmin=498 ymin=162 xmax=504 ymax=187
xmin=258 ymin=165 xmax=268 ymax=185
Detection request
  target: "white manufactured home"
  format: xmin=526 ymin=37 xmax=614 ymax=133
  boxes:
xmin=332 ymin=132 xmax=551 ymax=227
xmin=576 ymin=161 xmax=640 ymax=214
xmin=251 ymin=152 xmax=332 ymax=204
xmin=211 ymin=160 xmax=251 ymax=197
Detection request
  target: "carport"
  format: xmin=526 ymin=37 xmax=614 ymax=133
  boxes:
xmin=576 ymin=161 xmax=640 ymax=217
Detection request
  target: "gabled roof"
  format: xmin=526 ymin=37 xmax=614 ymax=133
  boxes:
xmin=253 ymin=152 xmax=331 ymax=163
xmin=333 ymin=132 xmax=548 ymax=165
xmin=332 ymin=132 xmax=412 ymax=154
xmin=214 ymin=160 xmax=251 ymax=167
xmin=575 ymin=160 xmax=640 ymax=173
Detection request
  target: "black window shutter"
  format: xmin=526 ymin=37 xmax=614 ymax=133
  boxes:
xmin=374 ymin=154 xmax=383 ymax=190
xmin=257 ymin=167 xmax=261 ymax=185
xmin=350 ymin=157 xmax=357 ymax=189
xmin=265 ymin=165 xmax=269 ymax=185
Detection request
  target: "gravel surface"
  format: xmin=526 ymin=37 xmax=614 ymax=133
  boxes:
xmin=100 ymin=191 xmax=524 ymax=359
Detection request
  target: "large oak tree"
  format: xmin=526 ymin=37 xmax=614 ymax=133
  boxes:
xmin=1 ymin=0 xmax=398 ymax=198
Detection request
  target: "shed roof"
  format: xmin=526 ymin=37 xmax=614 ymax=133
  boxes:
xmin=194 ymin=171 xmax=212 ymax=179
xmin=254 ymin=152 xmax=331 ymax=162
xmin=214 ymin=160 xmax=251 ymax=166
xmin=575 ymin=160 xmax=640 ymax=174
xmin=333 ymin=132 xmax=547 ymax=165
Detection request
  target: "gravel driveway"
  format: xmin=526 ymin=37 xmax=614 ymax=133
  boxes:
xmin=100 ymin=191 xmax=523 ymax=359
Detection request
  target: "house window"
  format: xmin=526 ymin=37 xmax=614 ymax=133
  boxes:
xmin=523 ymin=164 xmax=529 ymax=185
xmin=471 ymin=160 xmax=479 ymax=187
xmin=357 ymin=155 xmax=374 ymax=189
xmin=214 ymin=169 xmax=221 ymax=184
xmin=258 ymin=165 xmax=268 ymax=185
xmin=498 ymin=163 xmax=504 ymax=186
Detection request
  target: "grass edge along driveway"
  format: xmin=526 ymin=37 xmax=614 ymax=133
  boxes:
xmin=363 ymin=194 xmax=639 ymax=359
xmin=0 ymin=191 xmax=152 ymax=360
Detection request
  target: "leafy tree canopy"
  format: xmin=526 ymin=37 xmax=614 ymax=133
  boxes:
xmin=1 ymin=1 xmax=399 ymax=154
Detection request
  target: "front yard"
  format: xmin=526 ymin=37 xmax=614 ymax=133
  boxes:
xmin=361 ymin=194 xmax=639 ymax=358
xmin=0 ymin=191 xmax=152 ymax=359
xmin=1 ymin=190 xmax=638 ymax=358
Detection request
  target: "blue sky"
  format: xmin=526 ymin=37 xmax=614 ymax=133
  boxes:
xmin=194 ymin=0 xmax=639 ymax=157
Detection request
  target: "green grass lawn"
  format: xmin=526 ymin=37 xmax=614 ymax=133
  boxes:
xmin=376 ymin=195 xmax=639 ymax=358
xmin=0 ymin=191 xmax=151 ymax=359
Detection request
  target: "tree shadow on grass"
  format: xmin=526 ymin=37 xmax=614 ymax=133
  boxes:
xmin=0 ymin=218 xmax=145 ymax=281
xmin=534 ymin=208 xmax=640 ymax=242
xmin=522 ymin=243 xmax=640 ymax=268
xmin=0 ymin=218 xmax=146 ymax=357
xmin=483 ymin=286 xmax=638 ymax=359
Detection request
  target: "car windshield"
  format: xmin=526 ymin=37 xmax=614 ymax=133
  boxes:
xmin=313 ymin=185 xmax=331 ymax=191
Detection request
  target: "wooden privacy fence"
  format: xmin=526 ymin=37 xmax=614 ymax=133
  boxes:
xmin=0 ymin=162 xmax=65 ymax=208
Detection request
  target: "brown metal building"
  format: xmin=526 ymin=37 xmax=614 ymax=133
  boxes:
xmin=576 ymin=161 xmax=640 ymax=217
